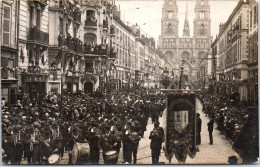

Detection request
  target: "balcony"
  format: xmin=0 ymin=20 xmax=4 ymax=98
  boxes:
xmin=28 ymin=27 xmax=49 ymax=45
xmin=85 ymin=19 xmax=97 ymax=29
xmin=35 ymin=0 xmax=47 ymax=6
xmin=58 ymin=34 xmax=84 ymax=53
xmin=84 ymin=44 xmax=107 ymax=55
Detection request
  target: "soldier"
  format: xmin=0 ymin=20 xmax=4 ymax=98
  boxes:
xmin=149 ymin=122 xmax=164 ymax=164
xmin=87 ymin=127 xmax=100 ymax=164
xmin=14 ymin=127 xmax=24 ymax=165
xmin=126 ymin=124 xmax=141 ymax=164
xmin=2 ymin=131 xmax=16 ymax=164
xmin=98 ymin=126 xmax=118 ymax=164
xmin=39 ymin=128 xmax=52 ymax=164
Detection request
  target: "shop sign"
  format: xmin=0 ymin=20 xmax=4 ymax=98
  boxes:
xmin=25 ymin=75 xmax=46 ymax=82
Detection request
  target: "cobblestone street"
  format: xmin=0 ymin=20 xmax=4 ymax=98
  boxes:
xmin=136 ymin=100 xmax=242 ymax=164
xmin=20 ymin=105 xmax=242 ymax=165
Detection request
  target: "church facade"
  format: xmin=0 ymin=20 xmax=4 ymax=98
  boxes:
xmin=158 ymin=0 xmax=212 ymax=84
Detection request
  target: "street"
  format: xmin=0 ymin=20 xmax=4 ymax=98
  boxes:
xmin=19 ymin=104 xmax=242 ymax=165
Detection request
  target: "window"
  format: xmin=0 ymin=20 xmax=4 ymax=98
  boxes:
xmin=1 ymin=88 xmax=9 ymax=104
xmin=250 ymin=10 xmax=253 ymax=28
xmin=200 ymin=11 xmax=205 ymax=19
xmin=73 ymin=27 xmax=77 ymax=38
xmin=254 ymin=6 xmax=257 ymax=25
xmin=30 ymin=6 xmax=34 ymax=27
xmin=167 ymin=24 xmax=173 ymax=34
xmin=36 ymin=9 xmax=41 ymax=29
xmin=201 ymin=0 xmax=205 ymax=5
xmin=2 ymin=4 xmax=11 ymax=46
xmin=168 ymin=11 xmax=173 ymax=19
xmin=8 ymin=59 xmax=14 ymax=78
xmin=59 ymin=18 xmax=63 ymax=34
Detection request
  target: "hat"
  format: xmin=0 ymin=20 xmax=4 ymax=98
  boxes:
xmin=227 ymin=156 xmax=238 ymax=164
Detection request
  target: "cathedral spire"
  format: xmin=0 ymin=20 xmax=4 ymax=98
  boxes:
xmin=183 ymin=2 xmax=190 ymax=37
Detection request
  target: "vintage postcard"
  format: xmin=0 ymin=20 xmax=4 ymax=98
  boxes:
xmin=1 ymin=0 xmax=258 ymax=165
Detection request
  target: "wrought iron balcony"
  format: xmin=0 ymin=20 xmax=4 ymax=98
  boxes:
xmin=85 ymin=19 xmax=97 ymax=28
xmin=83 ymin=44 xmax=107 ymax=55
xmin=28 ymin=27 xmax=49 ymax=45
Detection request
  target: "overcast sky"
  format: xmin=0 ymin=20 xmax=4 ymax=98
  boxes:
xmin=115 ymin=0 xmax=239 ymax=42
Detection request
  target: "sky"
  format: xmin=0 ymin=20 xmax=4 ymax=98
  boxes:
xmin=115 ymin=0 xmax=239 ymax=43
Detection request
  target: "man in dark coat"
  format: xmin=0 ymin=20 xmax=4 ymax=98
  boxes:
xmin=98 ymin=127 xmax=118 ymax=164
xmin=207 ymin=118 xmax=214 ymax=145
xmin=149 ymin=122 xmax=164 ymax=164
xmin=196 ymin=113 xmax=202 ymax=145
xmin=87 ymin=127 xmax=100 ymax=164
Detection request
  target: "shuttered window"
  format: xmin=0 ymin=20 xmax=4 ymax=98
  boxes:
xmin=2 ymin=5 xmax=11 ymax=46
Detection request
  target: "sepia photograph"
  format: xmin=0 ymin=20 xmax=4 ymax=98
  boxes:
xmin=0 ymin=0 xmax=259 ymax=165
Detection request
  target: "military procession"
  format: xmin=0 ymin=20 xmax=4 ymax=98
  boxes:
xmin=1 ymin=0 xmax=258 ymax=165
xmin=2 ymin=89 xmax=165 ymax=165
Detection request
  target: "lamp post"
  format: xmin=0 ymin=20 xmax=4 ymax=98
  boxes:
xmin=178 ymin=58 xmax=184 ymax=89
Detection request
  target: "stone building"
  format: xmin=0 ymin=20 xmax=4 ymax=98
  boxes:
xmin=1 ymin=0 xmax=19 ymax=106
xmin=247 ymin=0 xmax=258 ymax=105
xmin=16 ymin=0 xmax=116 ymax=99
xmin=112 ymin=13 xmax=136 ymax=90
xmin=215 ymin=0 xmax=249 ymax=101
xmin=158 ymin=0 xmax=212 ymax=86
xmin=17 ymin=0 xmax=49 ymax=100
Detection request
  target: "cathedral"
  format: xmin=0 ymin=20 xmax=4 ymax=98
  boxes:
xmin=158 ymin=0 xmax=212 ymax=83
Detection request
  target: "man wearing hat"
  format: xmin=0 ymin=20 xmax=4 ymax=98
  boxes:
xmin=98 ymin=126 xmax=118 ymax=164
xmin=87 ymin=126 xmax=100 ymax=164
xmin=207 ymin=117 xmax=214 ymax=145
xmin=196 ymin=113 xmax=202 ymax=145
xmin=149 ymin=122 xmax=164 ymax=164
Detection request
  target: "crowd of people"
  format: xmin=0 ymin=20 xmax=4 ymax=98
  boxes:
xmin=199 ymin=84 xmax=258 ymax=163
xmin=2 ymin=88 xmax=165 ymax=165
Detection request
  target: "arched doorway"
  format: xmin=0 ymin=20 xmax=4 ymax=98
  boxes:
xmin=84 ymin=82 xmax=93 ymax=93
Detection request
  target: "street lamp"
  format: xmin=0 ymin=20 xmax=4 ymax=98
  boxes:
xmin=178 ymin=58 xmax=185 ymax=89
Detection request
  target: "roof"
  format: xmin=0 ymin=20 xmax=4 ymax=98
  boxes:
xmin=113 ymin=15 xmax=137 ymax=37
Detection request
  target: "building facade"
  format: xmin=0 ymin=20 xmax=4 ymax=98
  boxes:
xmin=16 ymin=0 xmax=117 ymax=99
xmin=158 ymin=0 xmax=212 ymax=87
xmin=2 ymin=0 xmax=168 ymax=101
xmin=247 ymin=0 xmax=258 ymax=105
xmin=1 ymin=0 xmax=19 ymax=106
xmin=215 ymin=0 xmax=249 ymax=101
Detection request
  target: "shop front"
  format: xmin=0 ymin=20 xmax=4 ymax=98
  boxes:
xmin=66 ymin=73 xmax=79 ymax=95
xmin=22 ymin=74 xmax=48 ymax=101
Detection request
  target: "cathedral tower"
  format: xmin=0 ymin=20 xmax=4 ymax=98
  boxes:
xmin=193 ymin=0 xmax=211 ymax=37
xmin=161 ymin=0 xmax=179 ymax=37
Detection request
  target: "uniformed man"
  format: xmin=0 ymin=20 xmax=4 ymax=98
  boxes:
xmin=149 ymin=122 xmax=164 ymax=164
xmin=98 ymin=126 xmax=118 ymax=164
xmin=87 ymin=127 xmax=100 ymax=164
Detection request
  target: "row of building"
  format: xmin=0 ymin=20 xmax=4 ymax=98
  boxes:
xmin=209 ymin=0 xmax=258 ymax=106
xmin=1 ymin=0 xmax=170 ymax=106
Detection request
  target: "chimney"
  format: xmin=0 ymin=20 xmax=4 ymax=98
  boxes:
xmin=219 ymin=22 xmax=225 ymax=33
